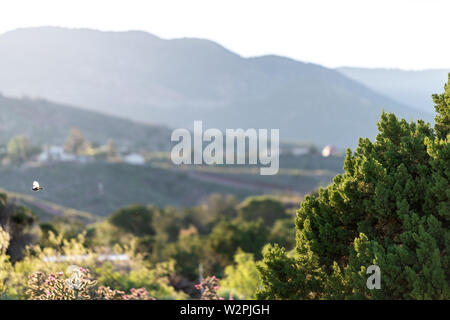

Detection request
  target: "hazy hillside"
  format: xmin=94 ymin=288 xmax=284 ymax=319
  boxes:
xmin=0 ymin=154 xmax=342 ymax=216
xmin=0 ymin=94 xmax=171 ymax=150
xmin=338 ymin=67 xmax=449 ymax=113
xmin=0 ymin=162 xmax=257 ymax=216
xmin=0 ymin=188 xmax=97 ymax=223
xmin=0 ymin=27 xmax=432 ymax=148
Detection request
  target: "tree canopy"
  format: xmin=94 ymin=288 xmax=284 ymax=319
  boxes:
xmin=63 ymin=127 xmax=89 ymax=155
xmin=7 ymin=135 xmax=34 ymax=165
xmin=257 ymin=74 xmax=450 ymax=300
xmin=238 ymin=196 xmax=288 ymax=226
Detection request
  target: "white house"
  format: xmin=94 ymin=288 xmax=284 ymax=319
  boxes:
xmin=280 ymin=146 xmax=310 ymax=156
xmin=37 ymin=146 xmax=77 ymax=162
xmin=321 ymin=145 xmax=338 ymax=157
xmin=123 ymin=153 xmax=145 ymax=165
xmin=291 ymin=147 xmax=310 ymax=156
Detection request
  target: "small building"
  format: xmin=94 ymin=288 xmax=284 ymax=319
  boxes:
xmin=37 ymin=146 xmax=77 ymax=162
xmin=321 ymin=145 xmax=338 ymax=158
xmin=123 ymin=153 xmax=145 ymax=165
xmin=291 ymin=147 xmax=310 ymax=156
xmin=280 ymin=145 xmax=310 ymax=156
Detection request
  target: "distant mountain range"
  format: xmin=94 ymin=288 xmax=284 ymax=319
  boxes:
xmin=0 ymin=94 xmax=170 ymax=150
xmin=338 ymin=67 xmax=449 ymax=113
xmin=0 ymin=27 xmax=436 ymax=148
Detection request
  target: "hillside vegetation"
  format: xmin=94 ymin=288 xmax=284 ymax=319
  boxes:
xmin=0 ymin=162 xmax=255 ymax=216
xmin=0 ymin=153 xmax=342 ymax=217
xmin=0 ymin=188 xmax=97 ymax=223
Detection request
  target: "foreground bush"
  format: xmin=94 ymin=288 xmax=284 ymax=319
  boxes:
xmin=257 ymin=75 xmax=450 ymax=299
xmin=0 ymin=228 xmax=186 ymax=299
xmin=26 ymin=267 xmax=154 ymax=300
xmin=219 ymin=250 xmax=261 ymax=299
xmin=195 ymin=276 xmax=223 ymax=300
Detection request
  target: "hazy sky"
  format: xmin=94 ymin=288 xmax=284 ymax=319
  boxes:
xmin=0 ymin=0 xmax=448 ymax=70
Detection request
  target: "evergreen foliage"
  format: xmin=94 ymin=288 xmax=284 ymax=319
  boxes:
xmin=257 ymin=75 xmax=450 ymax=300
xmin=238 ymin=196 xmax=288 ymax=226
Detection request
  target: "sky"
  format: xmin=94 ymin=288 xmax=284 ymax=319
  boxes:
xmin=0 ymin=0 xmax=449 ymax=70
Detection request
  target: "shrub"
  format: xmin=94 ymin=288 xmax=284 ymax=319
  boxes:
xmin=109 ymin=204 xmax=157 ymax=237
xmin=195 ymin=276 xmax=223 ymax=300
xmin=219 ymin=250 xmax=261 ymax=299
xmin=238 ymin=196 xmax=288 ymax=226
xmin=257 ymin=75 xmax=450 ymax=300
xmin=25 ymin=267 xmax=154 ymax=300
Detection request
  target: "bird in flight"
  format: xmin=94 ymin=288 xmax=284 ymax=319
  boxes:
xmin=32 ymin=181 xmax=44 ymax=191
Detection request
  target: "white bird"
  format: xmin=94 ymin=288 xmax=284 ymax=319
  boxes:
xmin=32 ymin=180 xmax=43 ymax=191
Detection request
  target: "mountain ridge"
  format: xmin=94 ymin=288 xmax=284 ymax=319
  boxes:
xmin=0 ymin=27 xmax=433 ymax=148
xmin=338 ymin=67 xmax=449 ymax=113
xmin=0 ymin=93 xmax=171 ymax=150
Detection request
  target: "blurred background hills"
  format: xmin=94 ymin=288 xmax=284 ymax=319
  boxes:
xmin=338 ymin=67 xmax=449 ymax=113
xmin=0 ymin=94 xmax=170 ymax=150
xmin=0 ymin=26 xmax=447 ymax=219
xmin=0 ymin=27 xmax=436 ymax=148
